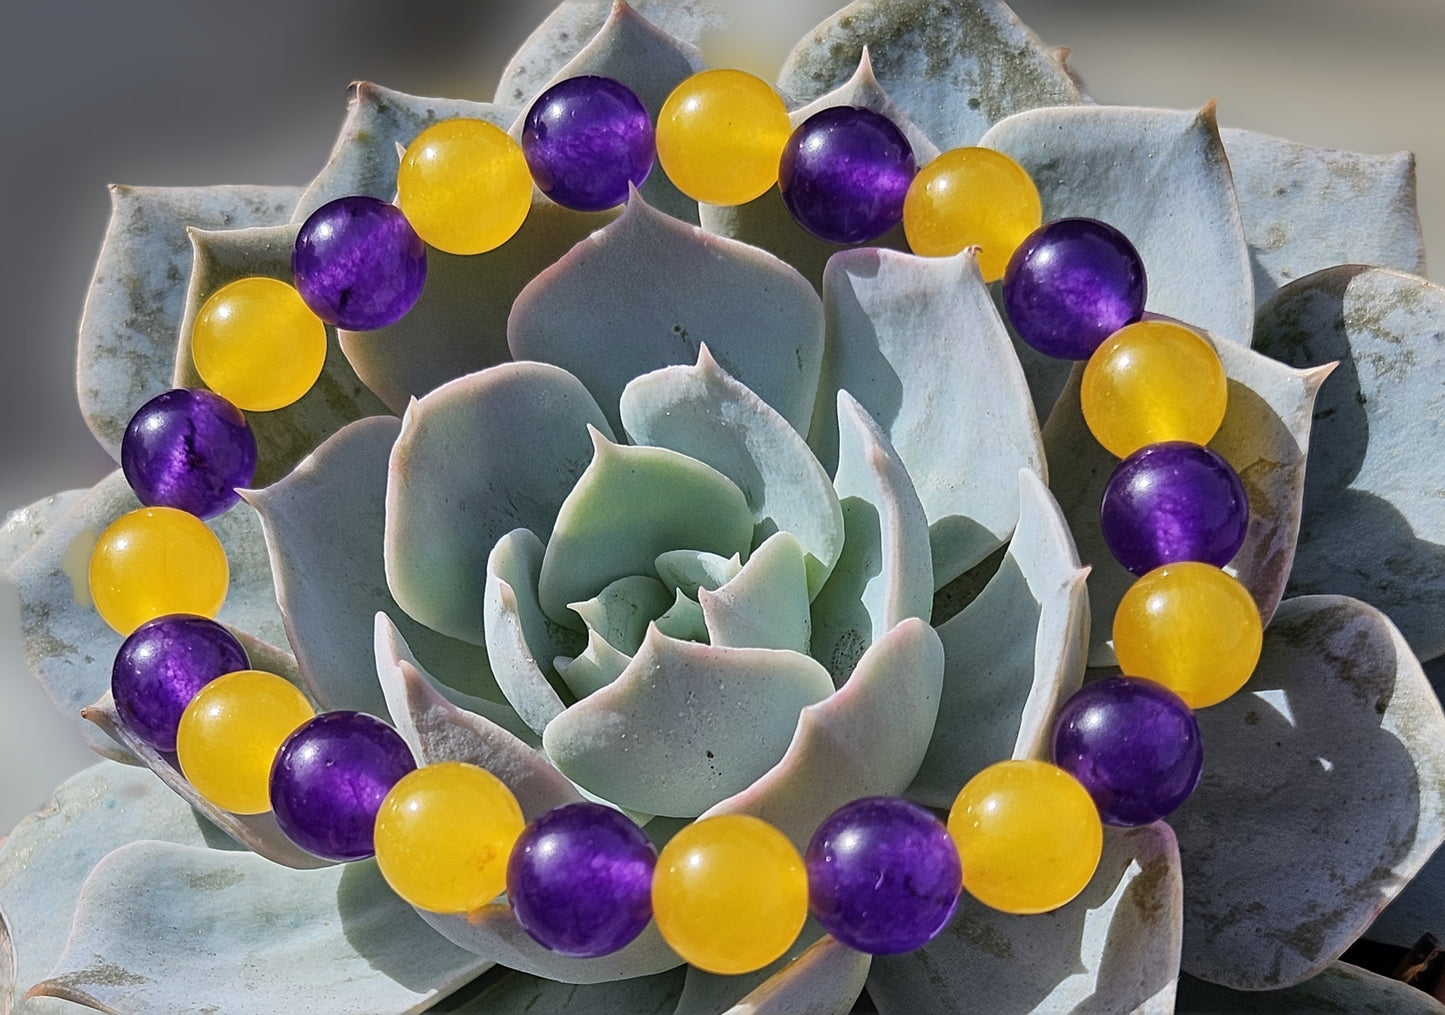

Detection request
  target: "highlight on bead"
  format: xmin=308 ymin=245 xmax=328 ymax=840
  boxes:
xmin=397 ymin=118 xmax=533 ymax=255
xmin=192 ymin=277 xmax=327 ymax=412
xmin=778 ymin=105 xmax=916 ymax=244
xmin=88 ymin=506 xmax=229 ymax=634
xmin=902 ymin=146 xmax=1042 ymax=282
xmin=948 ymin=759 xmax=1103 ymax=915
xmin=111 ymin=614 xmax=249 ymax=753
xmin=375 ymin=762 xmax=524 ymax=913
xmin=521 ymin=75 xmax=654 ymax=212
xmin=1082 ymin=320 xmax=1229 ymax=458
xmin=652 ymin=813 xmax=808 ymax=974
xmin=292 ymin=195 xmax=428 ymax=331
xmin=656 ymin=69 xmax=792 ymax=206
xmin=175 ymin=669 xmax=315 ymax=814
xmin=1113 ymin=561 xmax=1264 ymax=709
xmin=121 ymin=388 xmax=257 ymax=519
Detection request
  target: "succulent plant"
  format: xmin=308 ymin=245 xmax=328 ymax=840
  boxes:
xmin=3 ymin=0 xmax=1445 ymax=1012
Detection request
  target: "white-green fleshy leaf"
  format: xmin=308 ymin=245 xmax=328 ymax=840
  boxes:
xmin=699 ymin=531 xmax=811 ymax=654
xmin=436 ymin=967 xmax=686 ymax=1014
xmin=909 ymin=469 xmax=1089 ymax=807
xmin=557 ymin=629 xmax=635 ymax=699
xmin=31 ymin=842 xmax=486 ymax=1015
xmin=1176 ymin=963 xmax=1445 ymax=1015
xmin=509 ymin=195 xmax=826 ymax=437
xmin=1254 ymin=266 xmax=1445 ymax=660
xmin=868 ymin=823 xmax=1182 ymax=1015
xmin=77 ymin=184 xmax=300 ymax=458
xmin=681 ymin=934 xmax=870 ymax=1015
xmin=385 ymin=363 xmax=613 ymax=646
xmin=571 ymin=575 xmax=674 ymax=654
xmin=982 ymin=103 xmax=1254 ymax=349
xmin=620 ymin=346 xmax=844 ymax=596
xmin=651 ymin=551 xmax=741 ymax=600
xmin=0 ymin=492 xmax=85 ymax=573
xmin=815 ymin=248 xmax=1045 ymax=586
xmin=653 ymin=590 xmax=708 ymax=643
xmin=1171 ymin=596 xmax=1445 ymax=989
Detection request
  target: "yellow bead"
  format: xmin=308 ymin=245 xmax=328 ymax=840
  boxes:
xmin=948 ymin=759 xmax=1102 ymax=915
xmin=397 ymin=118 xmax=533 ymax=255
xmin=652 ymin=814 xmax=807 ymax=974
xmin=903 ymin=147 xmax=1042 ymax=282
xmin=88 ymin=507 xmax=229 ymax=634
xmin=656 ymin=69 xmax=792 ymax=207
xmin=374 ymin=762 xmax=524 ymax=913
xmin=176 ymin=670 xmax=315 ymax=814
xmin=1113 ymin=562 xmax=1264 ymax=709
xmin=192 ymin=277 xmax=327 ymax=411
xmin=1081 ymin=321 xmax=1229 ymax=458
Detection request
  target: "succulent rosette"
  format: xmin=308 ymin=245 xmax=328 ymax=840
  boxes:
xmin=3 ymin=1 xmax=1445 ymax=1012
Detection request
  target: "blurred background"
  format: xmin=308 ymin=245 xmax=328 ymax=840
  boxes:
xmin=1 ymin=0 xmax=1441 ymax=831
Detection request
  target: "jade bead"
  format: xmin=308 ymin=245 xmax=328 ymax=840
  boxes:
xmin=1113 ymin=561 xmax=1264 ymax=709
xmin=1082 ymin=320 xmax=1229 ymax=458
xmin=397 ymin=119 xmax=533 ymax=255
xmin=902 ymin=146 xmax=1042 ymax=282
xmin=656 ymin=69 xmax=792 ymax=206
xmin=192 ymin=277 xmax=327 ymax=411
xmin=89 ymin=507 xmax=229 ymax=634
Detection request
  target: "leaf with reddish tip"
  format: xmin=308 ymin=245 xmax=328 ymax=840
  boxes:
xmin=1176 ymin=963 xmax=1445 ymax=1015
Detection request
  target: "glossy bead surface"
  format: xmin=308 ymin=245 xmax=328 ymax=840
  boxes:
xmin=656 ymin=69 xmax=791 ymax=206
xmin=1002 ymin=218 xmax=1147 ymax=359
xmin=292 ymin=196 xmax=427 ymax=330
xmin=1113 ymin=562 xmax=1264 ymax=709
xmin=112 ymin=614 xmax=249 ymax=752
xmin=270 ymin=711 xmax=416 ymax=861
xmin=653 ymin=814 xmax=807 ymax=974
xmin=1101 ymin=441 xmax=1249 ymax=575
xmin=507 ymin=802 xmax=657 ymax=957
xmin=192 ymin=277 xmax=327 ymax=411
xmin=778 ymin=105 xmax=916 ymax=244
xmin=902 ymin=146 xmax=1042 ymax=282
xmin=521 ymin=75 xmax=654 ymax=212
xmin=89 ymin=507 xmax=229 ymax=634
xmin=121 ymin=388 xmax=257 ymax=518
xmin=948 ymin=759 xmax=1102 ymax=915
xmin=374 ymin=762 xmax=524 ymax=913
xmin=176 ymin=670 xmax=314 ymax=814
xmin=397 ymin=118 xmax=532 ymax=255
xmin=1082 ymin=321 xmax=1229 ymax=458
xmin=806 ymin=796 xmax=962 ymax=954
xmin=1051 ymin=677 xmax=1203 ymax=825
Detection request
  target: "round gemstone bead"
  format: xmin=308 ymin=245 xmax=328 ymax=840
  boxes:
xmin=655 ymin=69 xmax=792 ymax=206
xmin=653 ymin=814 xmax=808 ymax=975
xmin=292 ymin=196 xmax=427 ymax=330
xmin=1082 ymin=321 xmax=1229 ymax=458
xmin=507 ymin=802 xmax=657 ymax=957
xmin=778 ymin=105 xmax=916 ymax=244
xmin=1113 ymin=562 xmax=1264 ymax=709
xmin=1101 ymin=440 xmax=1249 ymax=575
xmin=270 ymin=711 xmax=417 ymax=861
xmin=805 ymin=796 xmax=962 ymax=954
xmin=947 ymin=759 xmax=1102 ymax=915
xmin=1051 ymin=676 xmax=1203 ymax=825
xmin=521 ymin=75 xmax=654 ymax=212
xmin=112 ymin=614 xmax=249 ymax=753
xmin=374 ymin=762 xmax=525 ymax=913
xmin=120 ymin=388 xmax=257 ymax=518
xmin=192 ymin=277 xmax=327 ymax=411
xmin=1002 ymin=218 xmax=1147 ymax=359
xmin=902 ymin=146 xmax=1042 ymax=282
xmin=89 ymin=507 xmax=229 ymax=634
xmin=176 ymin=669 xmax=315 ymax=814
xmin=397 ymin=118 xmax=533 ymax=255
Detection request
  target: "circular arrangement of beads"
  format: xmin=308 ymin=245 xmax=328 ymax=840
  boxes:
xmin=88 ymin=67 xmax=1269 ymax=976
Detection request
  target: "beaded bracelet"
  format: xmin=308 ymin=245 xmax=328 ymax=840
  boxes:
xmin=88 ymin=66 xmax=1264 ymax=977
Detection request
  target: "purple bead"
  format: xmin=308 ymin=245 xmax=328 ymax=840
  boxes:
xmin=521 ymin=75 xmax=654 ymax=212
xmin=1101 ymin=440 xmax=1249 ymax=575
xmin=1052 ymin=676 xmax=1203 ymax=825
xmin=506 ymin=802 xmax=656 ymax=957
xmin=120 ymin=388 xmax=257 ymax=519
xmin=779 ymin=106 xmax=916 ymax=244
xmin=805 ymin=796 xmax=961 ymax=955
xmin=1002 ymin=218 xmax=1147 ymax=359
xmin=292 ymin=196 xmax=426 ymax=330
xmin=111 ymin=614 xmax=250 ymax=753
xmin=270 ymin=711 xmax=416 ymax=861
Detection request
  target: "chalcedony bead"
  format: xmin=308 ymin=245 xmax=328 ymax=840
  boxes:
xmin=112 ymin=614 xmax=249 ymax=752
xmin=656 ymin=69 xmax=791 ymax=206
xmin=902 ymin=146 xmax=1042 ymax=282
xmin=397 ymin=118 xmax=532 ymax=255
xmin=89 ymin=507 xmax=229 ymax=634
xmin=192 ymin=277 xmax=327 ymax=411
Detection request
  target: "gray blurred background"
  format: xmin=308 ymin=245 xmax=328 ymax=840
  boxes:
xmin=1 ymin=0 xmax=1441 ymax=831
